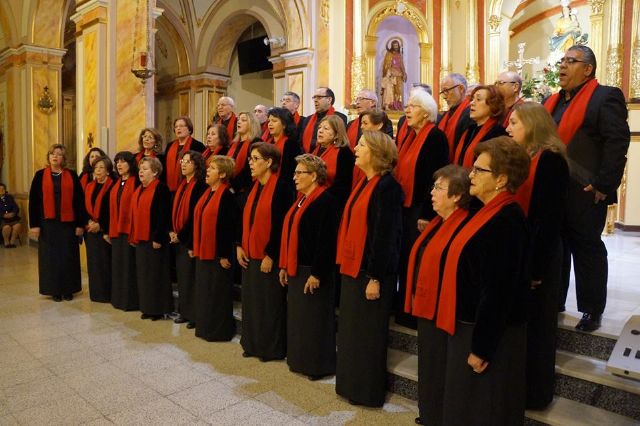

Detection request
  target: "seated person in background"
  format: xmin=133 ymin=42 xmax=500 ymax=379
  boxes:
xmin=0 ymin=182 xmax=21 ymax=248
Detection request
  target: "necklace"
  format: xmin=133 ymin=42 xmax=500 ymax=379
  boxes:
xmin=297 ymin=195 xmax=307 ymax=208
xmin=51 ymin=170 xmax=62 ymax=176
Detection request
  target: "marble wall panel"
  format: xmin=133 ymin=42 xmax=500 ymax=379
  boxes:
xmin=83 ymin=31 xmax=97 ymax=152
xmin=32 ymin=0 xmax=64 ymax=47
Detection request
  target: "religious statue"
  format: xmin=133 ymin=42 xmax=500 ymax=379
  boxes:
xmin=549 ymin=1 xmax=588 ymax=63
xmin=381 ymin=38 xmax=407 ymax=111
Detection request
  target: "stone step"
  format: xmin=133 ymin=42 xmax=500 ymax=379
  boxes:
xmin=558 ymin=312 xmax=620 ymax=360
xmin=524 ymin=397 xmax=640 ymax=426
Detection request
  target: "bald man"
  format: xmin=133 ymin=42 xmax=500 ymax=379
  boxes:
xmin=495 ymin=71 xmax=523 ymax=128
xmin=254 ymin=104 xmax=270 ymax=139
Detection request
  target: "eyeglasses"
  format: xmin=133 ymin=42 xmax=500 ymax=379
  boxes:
xmin=180 ymin=159 xmax=192 ymax=165
xmin=557 ymin=57 xmax=588 ymax=66
xmin=293 ymin=170 xmax=313 ymax=176
xmin=355 ymin=97 xmax=375 ymax=103
xmin=431 ymin=183 xmax=449 ymax=192
xmin=248 ymin=156 xmax=264 ymax=163
xmin=495 ymin=80 xmax=517 ymax=86
xmin=312 ymin=95 xmax=330 ymax=100
xmin=439 ymin=84 xmax=461 ymax=95
xmin=470 ymin=165 xmax=493 ymax=174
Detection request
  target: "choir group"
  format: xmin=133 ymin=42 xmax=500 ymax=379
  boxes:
xmin=27 ymin=44 xmax=631 ymax=426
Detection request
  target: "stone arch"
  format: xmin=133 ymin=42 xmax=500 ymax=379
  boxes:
xmin=31 ymin=0 xmax=70 ymax=48
xmin=155 ymin=12 xmax=192 ymax=77
xmin=364 ymin=1 xmax=431 ymax=91
xmin=0 ymin=2 xmax=18 ymax=50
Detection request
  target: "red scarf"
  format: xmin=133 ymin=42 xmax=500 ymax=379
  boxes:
xmin=438 ymin=97 xmax=470 ymax=159
xmin=216 ymin=113 xmax=237 ymax=140
xmin=192 ymin=183 xmax=230 ymax=260
xmin=515 ymin=151 xmax=542 ymax=216
xmin=336 ymin=175 xmax=381 ymax=278
xmin=544 ymin=79 xmax=598 ymax=145
xmin=438 ymin=192 xmax=516 ymax=335
xmin=396 ymin=123 xmax=435 ymax=207
xmin=227 ymin=139 xmax=251 ymax=177
xmin=108 ymin=177 xmax=137 ymax=237
xmin=352 ymin=166 xmax=365 ymax=190
xmin=313 ymin=144 xmax=340 ymax=184
xmin=79 ymin=173 xmax=90 ymax=191
xmin=42 ymin=167 xmax=75 ymax=222
xmin=293 ymin=111 xmax=301 ymax=126
xmin=301 ymin=107 xmax=335 ymax=153
xmin=171 ymin=178 xmax=197 ymax=233
xmin=279 ymin=186 xmax=327 ymax=276
xmin=202 ymin=145 xmax=223 ymax=162
xmin=404 ymin=208 xmax=469 ymax=318
xmin=84 ymin=177 xmax=113 ymax=222
xmin=396 ymin=118 xmax=410 ymax=149
xmin=347 ymin=118 xmax=360 ymax=150
xmin=165 ymin=136 xmax=194 ymax=192
xmin=135 ymin=151 xmax=157 ymax=163
xmin=501 ymin=97 xmax=524 ymax=128
xmin=453 ymin=118 xmax=498 ymax=168
xmin=272 ymin=135 xmax=288 ymax=154
xmin=130 ymin=179 xmax=160 ymax=243
xmin=242 ymin=174 xmax=279 ymax=259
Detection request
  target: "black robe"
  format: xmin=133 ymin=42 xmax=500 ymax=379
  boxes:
xmin=317 ymin=145 xmax=354 ymax=209
xmin=284 ymin=190 xmax=340 ymax=377
xmin=336 ymin=174 xmax=403 ymax=407
xmin=85 ymin=181 xmax=112 ymax=303
xmin=29 ymin=169 xmax=86 ymax=297
xmin=240 ymin=176 xmax=295 ymax=360
xmin=300 ymin=110 xmax=348 ymax=153
xmin=454 ymin=122 xmax=506 ymax=167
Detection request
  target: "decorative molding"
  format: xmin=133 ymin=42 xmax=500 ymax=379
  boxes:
xmin=351 ymin=56 xmax=367 ymax=98
xmin=372 ymin=0 xmax=425 ymax=32
xmin=605 ymin=45 xmax=623 ymax=88
xmin=465 ymin=64 xmax=480 ymax=86
xmin=488 ymin=14 xmax=502 ymax=33
xmin=589 ymin=0 xmax=605 ymax=15
xmin=631 ymin=43 xmax=640 ymax=99
xmin=320 ymin=0 xmax=330 ymax=28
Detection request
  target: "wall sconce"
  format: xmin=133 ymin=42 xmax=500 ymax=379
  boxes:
xmin=37 ymin=86 xmax=55 ymax=114
xmin=263 ymin=37 xmax=286 ymax=49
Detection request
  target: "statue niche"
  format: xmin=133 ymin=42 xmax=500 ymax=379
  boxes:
xmin=381 ymin=38 xmax=407 ymax=111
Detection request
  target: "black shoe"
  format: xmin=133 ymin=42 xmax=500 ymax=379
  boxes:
xmin=348 ymin=399 xmax=361 ymax=406
xmin=141 ymin=313 xmax=151 ymax=319
xmin=575 ymin=313 xmax=602 ymax=332
xmin=307 ymin=374 xmax=325 ymax=381
xmin=415 ymin=418 xmax=424 ymax=425
xmin=558 ymin=305 xmax=566 ymax=313
xmin=242 ymin=352 xmax=252 ymax=358
xmin=174 ymin=317 xmax=188 ymax=324
xmin=52 ymin=295 xmax=62 ymax=302
xmin=186 ymin=322 xmax=195 ymax=329
xmin=5 ymin=244 xmax=16 ymax=248
xmin=150 ymin=315 xmax=164 ymax=321
xmin=63 ymin=294 xmax=73 ymax=301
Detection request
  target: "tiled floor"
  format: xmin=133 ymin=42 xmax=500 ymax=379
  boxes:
xmin=0 ymin=244 xmax=418 ymax=425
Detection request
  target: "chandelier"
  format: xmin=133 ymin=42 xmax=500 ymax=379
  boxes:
xmin=131 ymin=0 xmax=155 ymax=84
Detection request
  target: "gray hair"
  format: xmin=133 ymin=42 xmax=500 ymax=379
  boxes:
xmin=448 ymin=73 xmax=468 ymax=90
xmin=357 ymin=88 xmax=378 ymax=105
xmin=219 ymin=96 xmax=235 ymax=108
xmin=408 ymin=90 xmax=438 ymax=123
xmin=567 ymin=45 xmax=597 ymax=77
xmin=412 ymin=83 xmax=433 ymax=95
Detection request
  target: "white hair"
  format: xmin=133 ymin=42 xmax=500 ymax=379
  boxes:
xmin=408 ymin=90 xmax=438 ymax=123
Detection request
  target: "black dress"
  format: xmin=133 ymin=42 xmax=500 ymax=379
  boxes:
xmin=284 ymin=190 xmax=340 ymax=377
xmin=28 ymin=169 xmax=86 ymax=298
xmin=240 ymin=176 xmax=294 ymax=360
xmin=525 ymin=150 xmax=569 ymax=409
xmin=336 ymin=174 xmax=403 ymax=407
xmin=194 ymin=188 xmax=237 ymax=341
xmin=173 ymin=179 xmax=208 ymax=324
xmin=134 ymin=181 xmax=173 ymax=316
xmin=84 ymin=181 xmax=113 ymax=303
xmin=396 ymin=127 xmax=449 ymax=329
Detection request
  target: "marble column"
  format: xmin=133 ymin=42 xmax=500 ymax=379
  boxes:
xmin=440 ymin=0 xmax=451 ymax=82
xmin=606 ymin=0 xmax=624 ymax=88
xmin=465 ymin=0 xmax=480 ymax=85
xmin=486 ymin=14 xmax=502 ymax=88
xmin=351 ymin=0 xmax=366 ymax=98
xmin=630 ymin=0 xmax=640 ymax=100
xmin=0 ymin=45 xmax=65 ymax=192
xmin=588 ymin=0 xmax=605 ymax=83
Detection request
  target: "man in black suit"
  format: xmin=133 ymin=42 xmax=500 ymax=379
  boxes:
xmin=545 ymin=45 xmax=630 ymax=332
xmin=299 ymin=87 xmax=347 ymax=153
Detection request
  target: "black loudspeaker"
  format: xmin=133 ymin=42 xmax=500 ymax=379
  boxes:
xmin=237 ymin=37 xmax=273 ymax=75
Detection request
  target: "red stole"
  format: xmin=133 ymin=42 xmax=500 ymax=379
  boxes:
xmin=192 ymin=183 xmax=230 ymax=260
xmin=396 ymin=123 xmax=435 ymax=207
xmin=544 ymin=79 xmax=599 ymax=145
xmin=438 ymin=97 xmax=470 ymax=159
xmin=396 ymin=118 xmax=410 ymax=148
xmin=166 ymin=136 xmax=194 ymax=192
xmin=438 ymin=192 xmax=516 ymax=335
xmin=171 ymin=178 xmax=197 ymax=233
xmin=351 ymin=166 xmax=365 ymax=190
xmin=404 ymin=208 xmax=470 ymax=318
xmin=336 ymin=175 xmax=381 ymax=278
xmin=302 ymin=107 xmax=335 ymax=153
xmin=347 ymin=118 xmax=360 ymax=150
xmin=135 ymin=151 xmax=157 ymax=163
xmin=84 ymin=178 xmax=113 ymax=222
xmin=453 ymin=118 xmax=498 ymax=168
xmin=108 ymin=177 xmax=137 ymax=237
xmin=272 ymin=135 xmax=288 ymax=154
xmin=42 ymin=167 xmax=75 ymax=222
xmin=313 ymin=144 xmax=340 ymax=184
xmin=79 ymin=173 xmax=90 ymax=190
xmin=242 ymin=174 xmax=278 ymax=259
xmin=130 ymin=179 xmax=160 ymax=243
xmin=203 ymin=145 xmax=225 ymax=161
xmin=216 ymin=113 xmax=237 ymax=140
xmin=227 ymin=139 xmax=251 ymax=177
xmin=279 ymin=186 xmax=327 ymax=276
xmin=515 ymin=151 xmax=542 ymax=216
xmin=501 ymin=98 xmax=524 ymax=128
xmin=293 ymin=111 xmax=301 ymax=126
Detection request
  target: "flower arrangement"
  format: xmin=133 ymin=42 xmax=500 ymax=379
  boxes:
xmin=521 ymin=63 xmax=561 ymax=102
